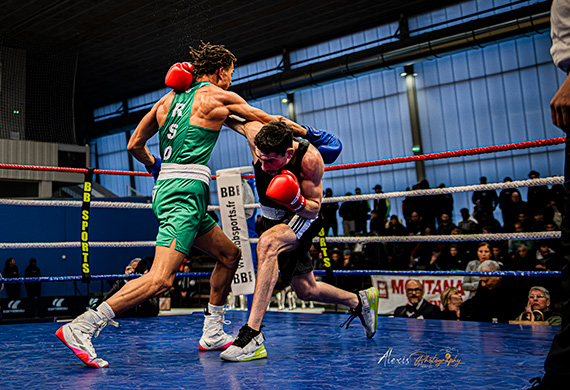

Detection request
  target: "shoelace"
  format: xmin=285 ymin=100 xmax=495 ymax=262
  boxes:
xmin=204 ymin=309 xmax=231 ymax=335
xmin=234 ymin=325 xmax=264 ymax=348
xmin=340 ymin=309 xmax=363 ymax=330
xmin=94 ymin=318 xmax=119 ymax=338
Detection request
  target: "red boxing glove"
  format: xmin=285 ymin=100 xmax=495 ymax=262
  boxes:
xmin=165 ymin=62 xmax=194 ymax=92
xmin=267 ymin=170 xmax=306 ymax=213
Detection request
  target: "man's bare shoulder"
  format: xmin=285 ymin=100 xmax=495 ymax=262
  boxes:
xmin=198 ymin=84 xmax=242 ymax=103
xmin=155 ymin=91 xmax=176 ymax=123
xmin=300 ymin=143 xmax=324 ymax=178
xmin=196 ymin=83 xmax=227 ymax=97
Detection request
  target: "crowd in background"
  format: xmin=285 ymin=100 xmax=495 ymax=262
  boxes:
xmin=317 ymin=171 xmax=563 ymax=274
xmin=310 ymin=170 xmax=565 ymax=323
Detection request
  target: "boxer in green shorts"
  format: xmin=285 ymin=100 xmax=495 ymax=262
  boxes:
xmin=56 ymin=42 xmax=280 ymax=368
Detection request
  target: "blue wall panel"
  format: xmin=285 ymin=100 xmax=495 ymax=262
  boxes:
xmin=92 ymin=132 xmax=130 ymax=197
xmin=416 ymin=31 xmax=565 ymax=223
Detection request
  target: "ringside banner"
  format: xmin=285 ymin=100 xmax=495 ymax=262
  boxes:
xmin=216 ymin=167 xmax=256 ymax=296
xmin=371 ymin=275 xmax=465 ymax=315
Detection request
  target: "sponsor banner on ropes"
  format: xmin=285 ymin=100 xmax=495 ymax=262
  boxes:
xmin=216 ymin=167 xmax=256 ymax=296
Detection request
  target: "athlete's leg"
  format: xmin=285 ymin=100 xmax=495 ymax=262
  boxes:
xmin=193 ymin=225 xmax=241 ymax=351
xmin=247 ymin=224 xmax=298 ymax=331
xmin=291 ymin=271 xmax=379 ymax=338
xmin=220 ymin=224 xmax=298 ymax=361
xmin=193 ymin=224 xmax=241 ymax=306
xmin=290 ymin=272 xmax=358 ymax=308
xmin=56 ymin=240 xmax=185 ymax=368
xmin=106 ymin=240 xmax=185 ymax=313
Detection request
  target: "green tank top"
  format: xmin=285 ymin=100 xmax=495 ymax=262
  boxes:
xmin=158 ymin=81 xmax=221 ymax=166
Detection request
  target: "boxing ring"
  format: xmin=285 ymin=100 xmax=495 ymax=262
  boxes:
xmin=0 ymin=137 xmax=565 ymax=389
xmin=0 ymin=313 xmax=558 ymax=389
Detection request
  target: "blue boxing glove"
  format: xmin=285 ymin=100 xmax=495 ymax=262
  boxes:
xmin=301 ymin=125 xmax=342 ymax=164
xmin=145 ymin=155 xmax=162 ymax=182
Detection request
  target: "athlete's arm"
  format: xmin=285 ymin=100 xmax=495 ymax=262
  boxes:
xmin=222 ymin=91 xmax=279 ymax=124
xmin=298 ymin=146 xmax=324 ymax=219
xmin=277 ymin=116 xmax=342 ymax=164
xmin=223 ymin=119 xmax=263 ymax=163
xmin=275 ymin=116 xmax=308 ymax=137
xmin=127 ymin=92 xmax=173 ymax=166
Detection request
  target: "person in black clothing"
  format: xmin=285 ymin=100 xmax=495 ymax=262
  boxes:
xmin=442 ymin=244 xmax=467 ymax=270
xmin=461 ymin=260 xmax=526 ymax=323
xmin=498 ymin=177 xmax=515 ymax=225
xmin=477 ymin=211 xmax=503 ymax=233
xmin=535 ymin=3 xmax=570 ymax=386
xmin=339 ymin=194 xmax=357 ymax=236
xmin=458 ymin=208 xmax=479 ymax=235
xmin=407 ymin=211 xmax=426 ymax=236
xmin=369 ymin=211 xmax=384 ymax=234
xmin=24 ymin=257 xmax=41 ymax=298
xmin=503 ymin=191 xmax=529 ymax=231
xmin=435 ymin=183 xmax=454 ymax=224
xmin=353 ymin=187 xmax=370 ymax=234
xmin=177 ymin=263 xmax=197 ymax=307
xmin=536 ymin=241 xmax=566 ymax=272
xmin=505 ymin=244 xmax=537 ymax=271
xmin=255 ymin=215 xmax=265 ymax=237
xmin=528 ymin=170 xmax=551 ymax=215
xmin=530 ymin=209 xmax=547 ymax=232
xmin=415 ymin=179 xmax=438 ymax=231
xmin=546 ymin=183 xmax=565 ymax=227
xmin=321 ymin=188 xmax=339 ymax=236
xmin=492 ymin=243 xmax=508 ymax=266
xmin=472 ymin=176 xmax=498 ymax=220
xmin=3 ymin=258 xmax=21 ymax=300
xmin=384 ymin=215 xmax=408 ymax=270
xmin=372 ymin=184 xmax=390 ymax=226
xmin=409 ymin=227 xmax=442 ymax=270
xmin=104 ymin=259 xmax=159 ymax=318
xmin=436 ymin=212 xmax=456 ymax=235
xmin=516 ymin=211 xmax=534 ymax=232
xmin=393 ymin=279 xmax=441 ymax=319
xmin=402 ymin=186 xmax=418 ymax=224
xmin=440 ymin=287 xmax=463 ymax=321
xmin=219 ymin=119 xmax=379 ymax=361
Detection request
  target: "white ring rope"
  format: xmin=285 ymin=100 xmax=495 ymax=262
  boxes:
xmin=251 ymin=231 xmax=560 ymax=244
xmin=1 ymin=231 xmax=560 ymax=249
xmin=320 ymin=177 xmax=563 ymax=203
xmin=0 ymin=177 xmax=562 ymax=210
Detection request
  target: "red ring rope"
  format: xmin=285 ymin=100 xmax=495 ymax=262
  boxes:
xmin=0 ymin=137 xmax=564 ymax=179
xmin=325 ymin=136 xmax=566 ymax=172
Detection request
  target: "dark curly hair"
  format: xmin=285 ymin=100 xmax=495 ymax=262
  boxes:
xmin=254 ymin=121 xmax=293 ymax=155
xmin=189 ymin=41 xmax=237 ymax=77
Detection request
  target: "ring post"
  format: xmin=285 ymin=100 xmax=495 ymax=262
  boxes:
xmin=80 ymin=168 xmax=94 ymax=284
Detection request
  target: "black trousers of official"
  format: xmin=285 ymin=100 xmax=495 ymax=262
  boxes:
xmin=542 ymin=136 xmax=570 ymax=388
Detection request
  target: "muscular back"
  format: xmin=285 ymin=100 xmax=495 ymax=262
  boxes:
xmin=156 ymin=84 xmax=230 ymax=130
xmin=128 ymin=75 xmax=277 ymax=168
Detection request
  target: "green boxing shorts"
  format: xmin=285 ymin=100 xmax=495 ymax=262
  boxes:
xmin=152 ymin=178 xmax=217 ymax=255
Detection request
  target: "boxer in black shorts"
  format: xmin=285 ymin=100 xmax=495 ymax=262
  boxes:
xmin=220 ymin=120 xmax=379 ymax=362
